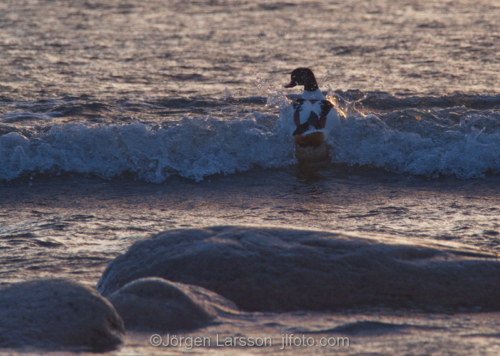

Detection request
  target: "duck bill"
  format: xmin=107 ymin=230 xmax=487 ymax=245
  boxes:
xmin=284 ymin=81 xmax=297 ymax=88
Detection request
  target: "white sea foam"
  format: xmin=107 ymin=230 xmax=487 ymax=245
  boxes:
xmin=1 ymin=102 xmax=500 ymax=181
xmin=0 ymin=114 xmax=295 ymax=182
xmin=329 ymin=111 xmax=500 ymax=179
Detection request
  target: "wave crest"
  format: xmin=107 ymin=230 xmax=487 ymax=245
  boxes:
xmin=0 ymin=114 xmax=294 ymax=182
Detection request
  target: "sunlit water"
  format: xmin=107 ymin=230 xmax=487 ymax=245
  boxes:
xmin=2 ymin=0 xmax=500 ymax=355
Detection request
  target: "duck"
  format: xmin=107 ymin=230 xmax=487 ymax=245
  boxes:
xmin=283 ymin=68 xmax=340 ymax=148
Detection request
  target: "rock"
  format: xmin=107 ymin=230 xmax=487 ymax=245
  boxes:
xmin=97 ymin=225 xmax=500 ymax=312
xmin=0 ymin=279 xmax=124 ymax=352
xmin=107 ymin=277 xmax=238 ymax=332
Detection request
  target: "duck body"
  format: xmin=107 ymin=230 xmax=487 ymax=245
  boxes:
xmin=284 ymin=68 xmax=340 ymax=160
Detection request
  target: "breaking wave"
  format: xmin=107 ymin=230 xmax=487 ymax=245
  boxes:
xmin=2 ymin=91 xmax=500 ymax=182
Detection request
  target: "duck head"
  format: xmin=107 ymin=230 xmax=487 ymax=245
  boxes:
xmin=284 ymin=68 xmax=319 ymax=92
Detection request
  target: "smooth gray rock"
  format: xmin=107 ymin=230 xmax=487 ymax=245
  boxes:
xmin=97 ymin=225 xmax=500 ymax=312
xmin=0 ymin=279 xmax=124 ymax=352
xmin=107 ymin=277 xmax=238 ymax=332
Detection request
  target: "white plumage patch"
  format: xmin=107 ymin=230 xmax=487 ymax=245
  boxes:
xmin=297 ymin=100 xmax=324 ymax=124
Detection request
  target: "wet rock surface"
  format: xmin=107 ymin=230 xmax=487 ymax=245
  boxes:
xmin=0 ymin=279 xmax=124 ymax=352
xmin=98 ymin=225 xmax=500 ymax=312
xmin=107 ymin=277 xmax=238 ymax=332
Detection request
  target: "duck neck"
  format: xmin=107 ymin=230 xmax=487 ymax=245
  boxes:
xmin=304 ymin=81 xmax=319 ymax=92
xmin=302 ymin=88 xmax=325 ymax=100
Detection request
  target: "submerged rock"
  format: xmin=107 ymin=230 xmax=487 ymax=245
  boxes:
xmin=97 ymin=225 xmax=500 ymax=312
xmin=107 ymin=277 xmax=238 ymax=332
xmin=0 ymin=279 xmax=124 ymax=352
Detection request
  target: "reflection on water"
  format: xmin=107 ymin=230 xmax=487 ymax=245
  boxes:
xmin=2 ymin=0 xmax=500 ymax=102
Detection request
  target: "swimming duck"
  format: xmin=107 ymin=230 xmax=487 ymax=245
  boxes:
xmin=284 ymin=68 xmax=340 ymax=148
